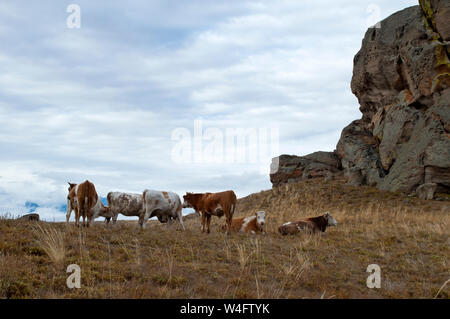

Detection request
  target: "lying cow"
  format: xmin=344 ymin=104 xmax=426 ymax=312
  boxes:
xmin=142 ymin=189 xmax=185 ymax=230
xmin=107 ymin=192 xmax=145 ymax=225
xmin=225 ymin=211 xmax=266 ymax=234
xmin=278 ymin=212 xmax=338 ymax=235
xmin=183 ymin=190 xmax=236 ymax=234
xmin=75 ymin=180 xmax=112 ymax=227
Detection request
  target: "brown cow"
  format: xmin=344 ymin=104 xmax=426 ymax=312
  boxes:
xmin=183 ymin=190 xmax=236 ymax=234
xmin=67 ymin=182 xmax=111 ymax=224
xmin=278 ymin=212 xmax=337 ymax=235
xmin=75 ymin=180 xmax=111 ymax=227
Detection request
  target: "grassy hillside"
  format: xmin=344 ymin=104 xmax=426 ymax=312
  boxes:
xmin=0 ymin=178 xmax=449 ymax=299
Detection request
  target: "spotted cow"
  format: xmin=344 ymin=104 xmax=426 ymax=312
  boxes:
xmin=106 ymin=192 xmax=145 ymax=225
xmin=141 ymin=190 xmax=185 ymax=230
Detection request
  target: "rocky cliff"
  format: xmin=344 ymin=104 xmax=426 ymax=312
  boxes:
xmin=270 ymin=0 xmax=450 ymax=199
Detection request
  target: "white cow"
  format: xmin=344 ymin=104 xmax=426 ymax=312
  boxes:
xmin=107 ymin=192 xmax=145 ymax=225
xmin=66 ymin=183 xmax=79 ymax=223
xmin=142 ymin=189 xmax=185 ymax=230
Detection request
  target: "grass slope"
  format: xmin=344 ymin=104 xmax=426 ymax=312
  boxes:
xmin=0 ymin=178 xmax=449 ymax=299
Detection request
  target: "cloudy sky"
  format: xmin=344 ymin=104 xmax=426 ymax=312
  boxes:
xmin=0 ymin=0 xmax=416 ymax=220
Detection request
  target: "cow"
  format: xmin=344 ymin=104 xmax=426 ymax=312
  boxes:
xmin=225 ymin=211 xmax=266 ymax=234
xmin=67 ymin=182 xmax=112 ymax=225
xmin=106 ymin=191 xmax=145 ymax=225
xmin=66 ymin=182 xmax=78 ymax=223
xmin=278 ymin=212 xmax=338 ymax=235
xmin=141 ymin=190 xmax=185 ymax=230
xmin=75 ymin=180 xmax=112 ymax=227
xmin=183 ymin=190 xmax=237 ymax=234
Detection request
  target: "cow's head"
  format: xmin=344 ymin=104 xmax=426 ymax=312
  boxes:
xmin=182 ymin=193 xmax=193 ymax=208
xmin=67 ymin=182 xmax=77 ymax=192
xmin=324 ymin=212 xmax=337 ymax=226
xmin=100 ymin=205 xmax=113 ymax=219
xmin=255 ymin=211 xmax=266 ymax=228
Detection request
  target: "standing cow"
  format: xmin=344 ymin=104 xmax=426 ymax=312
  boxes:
xmin=75 ymin=180 xmax=112 ymax=227
xmin=67 ymin=182 xmax=111 ymax=224
xmin=141 ymin=190 xmax=185 ymax=230
xmin=66 ymin=182 xmax=78 ymax=223
xmin=106 ymin=192 xmax=145 ymax=225
xmin=183 ymin=190 xmax=236 ymax=234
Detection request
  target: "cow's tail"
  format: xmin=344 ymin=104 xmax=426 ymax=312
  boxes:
xmin=142 ymin=190 xmax=147 ymax=211
xmin=84 ymin=196 xmax=89 ymax=219
xmin=230 ymin=194 xmax=236 ymax=219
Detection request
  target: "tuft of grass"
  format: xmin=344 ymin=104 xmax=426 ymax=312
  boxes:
xmin=434 ymin=279 xmax=450 ymax=299
xmin=32 ymin=224 xmax=65 ymax=267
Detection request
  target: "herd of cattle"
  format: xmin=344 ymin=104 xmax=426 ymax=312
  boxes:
xmin=66 ymin=180 xmax=338 ymax=235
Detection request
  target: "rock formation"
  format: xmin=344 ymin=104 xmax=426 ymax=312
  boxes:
xmin=270 ymin=152 xmax=341 ymax=187
xmin=18 ymin=213 xmax=40 ymax=221
xmin=270 ymin=0 xmax=449 ymax=199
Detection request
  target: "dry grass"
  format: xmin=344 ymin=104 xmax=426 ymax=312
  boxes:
xmin=0 ymin=178 xmax=448 ymax=299
xmin=32 ymin=224 xmax=66 ymax=268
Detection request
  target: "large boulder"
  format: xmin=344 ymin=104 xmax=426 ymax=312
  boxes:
xmin=270 ymin=1 xmax=449 ymax=196
xmin=337 ymin=2 xmax=450 ymax=194
xmin=270 ymin=151 xmax=341 ymax=187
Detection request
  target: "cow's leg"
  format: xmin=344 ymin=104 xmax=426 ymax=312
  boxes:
xmin=138 ymin=214 xmax=145 ymax=230
xmin=201 ymin=213 xmax=207 ymax=232
xmin=87 ymin=216 xmax=93 ymax=228
xmin=75 ymin=208 xmax=80 ymax=227
xmin=82 ymin=215 xmax=86 ymax=227
xmin=112 ymin=212 xmax=119 ymax=225
xmin=176 ymin=203 xmax=185 ymax=231
xmin=226 ymin=212 xmax=232 ymax=235
xmin=206 ymin=214 xmax=212 ymax=234
xmin=141 ymin=209 xmax=152 ymax=230
xmin=66 ymin=198 xmax=72 ymax=223
xmin=75 ymin=203 xmax=82 ymax=227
